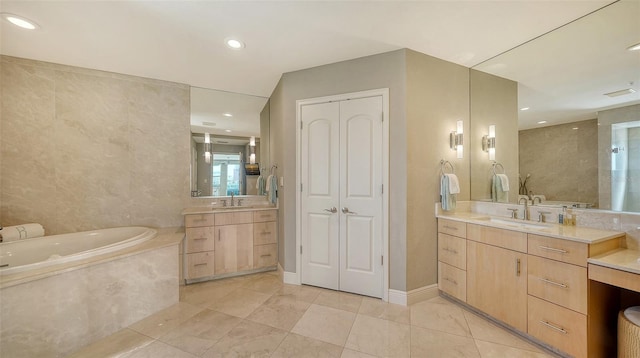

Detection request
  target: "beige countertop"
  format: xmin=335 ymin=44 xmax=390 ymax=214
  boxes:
xmin=182 ymin=206 xmax=277 ymax=215
xmin=437 ymin=211 xmax=625 ymax=244
xmin=588 ymin=248 xmax=640 ymax=275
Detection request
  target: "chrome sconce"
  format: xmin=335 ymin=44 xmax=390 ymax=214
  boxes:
xmin=482 ymin=124 xmax=496 ymax=160
xmin=449 ymin=120 xmax=464 ymax=159
xmin=249 ymin=136 xmax=256 ymax=164
xmin=204 ymin=133 xmax=212 ymax=164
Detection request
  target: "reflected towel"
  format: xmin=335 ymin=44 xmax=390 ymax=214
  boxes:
xmin=0 ymin=223 xmax=45 ymax=242
xmin=440 ymin=175 xmax=457 ymax=211
xmin=257 ymin=176 xmax=266 ymax=196
xmin=267 ymin=175 xmax=277 ymax=204
xmin=496 ymin=174 xmax=509 ymax=191
xmin=444 ymin=174 xmax=460 ymax=194
xmin=492 ymin=174 xmax=509 ymax=203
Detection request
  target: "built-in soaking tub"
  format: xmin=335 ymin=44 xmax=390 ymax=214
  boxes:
xmin=0 ymin=226 xmax=183 ymax=358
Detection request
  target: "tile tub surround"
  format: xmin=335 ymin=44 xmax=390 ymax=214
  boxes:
xmin=0 ymin=55 xmax=191 ymax=235
xmin=0 ymin=229 xmax=183 ymax=358
xmin=70 ymin=271 xmax=558 ymax=358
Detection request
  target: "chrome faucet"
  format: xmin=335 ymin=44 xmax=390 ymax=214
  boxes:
xmin=537 ymin=211 xmax=551 ymax=223
xmin=231 ymin=193 xmax=235 ymax=207
xmin=518 ymin=197 xmax=529 ymax=220
xmin=237 ymin=198 xmax=243 ymax=207
xmin=507 ymin=208 xmax=519 ymax=219
xmin=532 ymin=196 xmax=543 ymax=205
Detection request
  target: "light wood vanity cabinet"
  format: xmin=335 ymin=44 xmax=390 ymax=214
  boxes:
xmin=437 ymin=219 xmax=467 ymax=302
xmin=183 ymin=209 xmax=278 ymax=282
xmin=466 ymin=224 xmax=528 ymax=332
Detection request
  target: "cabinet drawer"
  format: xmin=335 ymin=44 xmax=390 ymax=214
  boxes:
xmin=215 ymin=211 xmax=254 ymax=226
xmin=528 ymin=234 xmax=588 ymax=267
xmin=438 ymin=219 xmax=466 ymax=238
xmin=254 ymin=221 xmax=277 ymax=245
xmin=184 ymin=213 xmax=215 ymax=228
xmin=253 ymin=210 xmax=277 ymax=223
xmin=438 ymin=261 xmax=466 ymax=302
xmin=185 ymin=227 xmax=215 ymax=253
xmin=528 ymin=295 xmax=586 ymax=358
xmin=186 ymin=252 xmax=215 ymax=279
xmin=254 ymin=244 xmax=277 ymax=268
xmin=438 ymin=233 xmax=466 ymax=270
xmin=467 ymin=224 xmax=527 ymax=253
xmin=528 ymin=255 xmax=587 ymax=314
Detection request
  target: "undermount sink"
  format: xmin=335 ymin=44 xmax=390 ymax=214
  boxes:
xmin=471 ymin=216 xmax=552 ymax=231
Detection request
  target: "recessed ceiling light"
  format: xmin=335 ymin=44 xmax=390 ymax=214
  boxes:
xmin=572 ymin=127 xmax=579 ymax=130
xmin=223 ymin=113 xmax=233 ymax=117
xmin=520 ymin=107 xmax=530 ymax=111
xmin=1 ymin=13 xmax=39 ymax=30
xmin=225 ymin=38 xmax=245 ymax=50
xmin=225 ymin=129 xmax=232 ymax=133
xmin=537 ymin=121 xmax=547 ymax=124
xmin=627 ymin=42 xmax=640 ymax=51
xmin=604 ymin=88 xmax=636 ymax=97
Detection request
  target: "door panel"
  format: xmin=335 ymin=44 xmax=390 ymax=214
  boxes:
xmin=345 ymin=215 xmax=374 ymax=272
xmin=301 ymin=102 xmax=340 ymax=290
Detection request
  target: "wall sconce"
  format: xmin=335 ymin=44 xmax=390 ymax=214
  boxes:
xmin=204 ymin=133 xmax=211 ymax=164
xmin=482 ymin=124 xmax=496 ymax=160
xmin=249 ymin=136 xmax=256 ymax=147
xmin=249 ymin=136 xmax=256 ymax=164
xmin=449 ymin=120 xmax=464 ymax=159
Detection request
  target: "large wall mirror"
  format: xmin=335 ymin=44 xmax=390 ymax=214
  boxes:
xmin=190 ymin=87 xmax=269 ymax=197
xmin=471 ymin=0 xmax=640 ymax=213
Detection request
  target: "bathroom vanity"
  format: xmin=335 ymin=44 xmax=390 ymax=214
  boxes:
xmin=437 ymin=212 xmax=627 ymax=358
xmin=182 ymin=206 xmax=277 ymax=284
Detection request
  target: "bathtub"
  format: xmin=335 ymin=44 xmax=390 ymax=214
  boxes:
xmin=0 ymin=226 xmax=182 ymax=358
xmin=0 ymin=226 xmax=156 ymax=275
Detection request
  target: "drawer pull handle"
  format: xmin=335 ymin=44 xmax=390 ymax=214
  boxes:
xmin=260 ymin=254 xmax=272 ymax=258
xmin=261 ymin=231 xmax=272 ymax=235
xmin=539 ymin=320 xmax=568 ymax=334
xmin=539 ymin=277 xmax=568 ymax=288
xmin=194 ymin=263 xmax=208 ymax=267
xmin=443 ymin=277 xmax=458 ymax=285
xmin=443 ymin=247 xmax=458 ymax=254
xmin=194 ymin=218 xmax=207 ymax=222
xmin=538 ymin=246 xmax=568 ymax=254
xmin=443 ymin=225 xmax=458 ymax=231
xmin=194 ymin=237 xmax=207 ymax=241
xmin=515 ymin=258 xmax=521 ymax=277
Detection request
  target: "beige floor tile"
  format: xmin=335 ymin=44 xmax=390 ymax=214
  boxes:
xmin=242 ymin=273 xmax=284 ymax=294
xmin=158 ymin=309 xmax=242 ymax=356
xmin=475 ymin=340 xmax=554 ymax=358
xmin=341 ymin=348 xmax=378 ymax=358
xmin=128 ymin=302 xmax=204 ymax=339
xmin=345 ymin=314 xmax=410 ymax=357
xmin=274 ymin=284 xmax=324 ymax=303
xmin=179 ymin=279 xmax=244 ymax=308
xmin=292 ymin=304 xmax=357 ymax=346
xmin=463 ymin=311 xmax=545 ymax=353
xmin=410 ymin=300 xmax=471 ymax=337
xmin=358 ymin=297 xmax=411 ymax=324
xmin=246 ymin=293 xmax=312 ymax=331
xmin=425 ymin=295 xmax=459 ymax=306
xmin=271 ymin=333 xmax=343 ymax=358
xmin=314 ymin=290 xmax=364 ymax=313
xmin=207 ymin=287 xmax=272 ymax=318
xmin=411 ymin=326 xmax=480 ymax=358
xmin=121 ymin=340 xmax=198 ymax=358
xmin=202 ymin=320 xmax=287 ymax=358
xmin=67 ymin=328 xmax=154 ymax=358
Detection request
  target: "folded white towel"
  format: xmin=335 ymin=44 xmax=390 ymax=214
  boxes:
xmin=0 ymin=223 xmax=45 ymax=242
xmin=444 ymin=174 xmax=460 ymax=194
xmin=496 ymin=174 xmax=509 ymax=191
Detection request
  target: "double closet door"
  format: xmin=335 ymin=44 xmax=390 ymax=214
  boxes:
xmin=300 ymin=96 xmax=383 ymax=298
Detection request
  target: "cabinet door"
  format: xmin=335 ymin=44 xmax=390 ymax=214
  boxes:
xmin=214 ymin=224 xmax=253 ymax=274
xmin=467 ymin=240 xmax=528 ymax=332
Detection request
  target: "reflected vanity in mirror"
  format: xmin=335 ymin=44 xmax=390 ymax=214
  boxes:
xmin=190 ymin=87 xmax=270 ymax=197
xmin=470 ymin=0 xmax=640 ymax=213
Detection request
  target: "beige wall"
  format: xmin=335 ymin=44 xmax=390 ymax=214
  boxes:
xmin=269 ymin=50 xmax=408 ymax=289
xmin=470 ymin=69 xmax=518 ymax=203
xmin=0 ymin=56 xmax=191 ymax=234
xmin=519 ymin=119 xmax=598 ymax=206
xmin=405 ymin=50 xmax=470 ymax=290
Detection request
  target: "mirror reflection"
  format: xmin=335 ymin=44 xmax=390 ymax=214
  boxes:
xmin=190 ymin=87 xmax=269 ymax=197
xmin=471 ymin=0 xmax=640 ymax=212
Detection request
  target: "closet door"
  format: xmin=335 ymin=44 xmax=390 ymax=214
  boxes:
xmin=338 ymin=97 xmax=383 ymax=298
xmin=300 ymin=102 xmax=340 ymax=290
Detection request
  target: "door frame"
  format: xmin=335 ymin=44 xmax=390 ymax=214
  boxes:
xmin=295 ymin=88 xmax=390 ymax=301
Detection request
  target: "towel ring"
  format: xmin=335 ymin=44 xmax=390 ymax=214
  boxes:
xmin=492 ymin=162 xmax=505 ymax=175
xmin=440 ymin=160 xmax=454 ymax=175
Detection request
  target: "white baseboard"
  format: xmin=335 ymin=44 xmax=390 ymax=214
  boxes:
xmin=388 ymin=284 xmax=439 ymax=306
xmin=283 ymin=270 xmax=299 ymax=285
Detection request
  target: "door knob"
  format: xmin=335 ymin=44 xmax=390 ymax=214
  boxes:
xmin=324 ymin=207 xmax=337 ymax=213
xmin=341 ymin=207 xmax=357 ymax=214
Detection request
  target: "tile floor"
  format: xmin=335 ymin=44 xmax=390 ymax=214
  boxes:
xmin=69 ymin=271 xmax=558 ymax=357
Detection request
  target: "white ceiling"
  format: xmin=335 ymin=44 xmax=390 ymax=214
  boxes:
xmin=2 ymin=0 xmax=636 ymax=131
